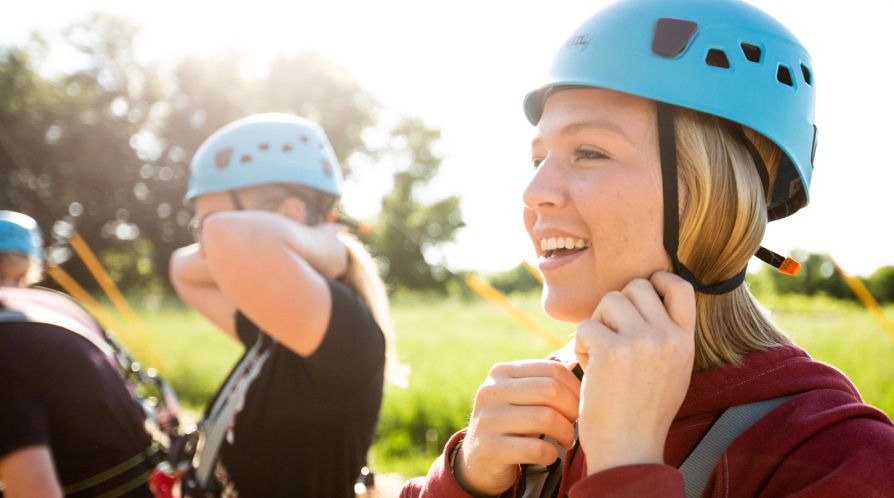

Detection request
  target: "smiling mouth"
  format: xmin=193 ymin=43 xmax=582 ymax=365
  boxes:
xmin=540 ymin=236 xmax=592 ymax=258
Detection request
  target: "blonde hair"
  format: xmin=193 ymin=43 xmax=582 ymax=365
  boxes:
xmin=240 ymin=183 xmax=407 ymax=386
xmin=0 ymin=252 xmax=43 ymax=287
xmin=673 ymin=108 xmax=791 ymax=371
xmin=338 ymin=234 xmax=408 ymax=387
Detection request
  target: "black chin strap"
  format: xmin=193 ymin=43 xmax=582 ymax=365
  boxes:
xmin=657 ymin=102 xmax=748 ymax=295
xmin=657 ymin=103 xmax=800 ymax=293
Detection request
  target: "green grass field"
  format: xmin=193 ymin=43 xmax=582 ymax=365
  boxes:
xmin=127 ymin=290 xmax=894 ymax=481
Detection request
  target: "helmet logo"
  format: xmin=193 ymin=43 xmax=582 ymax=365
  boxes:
xmin=215 ymin=148 xmax=232 ymax=169
xmin=563 ymin=33 xmax=588 ymax=49
xmin=652 ymin=18 xmax=698 ymax=57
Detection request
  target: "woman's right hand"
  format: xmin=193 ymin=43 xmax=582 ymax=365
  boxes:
xmin=453 ymin=360 xmax=581 ymax=496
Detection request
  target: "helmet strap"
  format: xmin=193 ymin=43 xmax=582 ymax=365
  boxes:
xmin=657 ymin=102 xmax=746 ymax=294
xmin=229 ymin=190 xmax=245 ymax=211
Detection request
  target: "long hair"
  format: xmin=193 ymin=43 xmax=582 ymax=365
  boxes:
xmin=240 ymin=183 xmax=407 ymax=386
xmin=673 ymin=107 xmax=791 ymax=371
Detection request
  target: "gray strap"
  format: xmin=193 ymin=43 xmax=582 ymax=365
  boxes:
xmin=193 ymin=337 xmax=272 ymax=489
xmin=680 ymin=396 xmax=793 ymax=498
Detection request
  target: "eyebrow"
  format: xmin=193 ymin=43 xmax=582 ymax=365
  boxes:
xmin=531 ymin=119 xmax=634 ymax=148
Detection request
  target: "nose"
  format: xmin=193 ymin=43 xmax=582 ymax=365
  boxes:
xmin=522 ymin=153 xmax=566 ymax=211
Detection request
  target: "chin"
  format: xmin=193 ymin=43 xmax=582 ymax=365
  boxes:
xmin=541 ymin=287 xmax=594 ymax=324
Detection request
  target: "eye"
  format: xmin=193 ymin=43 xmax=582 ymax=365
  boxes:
xmin=574 ymin=146 xmax=609 ymax=162
xmin=531 ymin=156 xmax=544 ymax=169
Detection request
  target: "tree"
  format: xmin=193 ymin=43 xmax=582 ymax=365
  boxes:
xmin=760 ymin=251 xmax=852 ymax=300
xmin=368 ymin=116 xmax=465 ymax=292
xmin=1 ymin=16 xmax=168 ymax=294
xmin=2 ymin=14 xmax=461 ymax=296
xmin=866 ymin=266 xmax=894 ymax=304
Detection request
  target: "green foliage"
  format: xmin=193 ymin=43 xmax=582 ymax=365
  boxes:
xmin=366 ymin=116 xmax=465 ymax=293
xmin=2 ymin=15 xmax=461 ymax=299
xmin=367 ymin=291 xmax=565 ymax=477
xmin=134 ymin=300 xmax=241 ymax=412
xmin=757 ymin=250 xmax=853 ymax=300
xmin=867 ymin=266 xmax=894 ymax=304
xmin=487 ymin=263 xmax=541 ymax=294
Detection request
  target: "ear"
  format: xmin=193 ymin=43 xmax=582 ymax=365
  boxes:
xmin=278 ymin=196 xmax=308 ymax=224
xmin=325 ymin=209 xmax=339 ymax=224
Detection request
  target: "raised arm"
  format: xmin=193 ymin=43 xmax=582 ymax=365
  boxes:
xmin=198 ymin=209 xmax=347 ymax=356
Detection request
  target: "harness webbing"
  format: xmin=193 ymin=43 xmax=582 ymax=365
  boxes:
xmin=657 ymin=102 xmax=748 ymax=295
xmin=680 ymin=395 xmax=793 ymax=498
xmin=193 ymin=333 xmax=273 ymax=490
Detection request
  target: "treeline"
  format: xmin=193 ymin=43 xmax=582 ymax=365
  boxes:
xmin=486 ymin=251 xmax=894 ymax=304
xmin=1 ymin=13 xmax=463 ymax=297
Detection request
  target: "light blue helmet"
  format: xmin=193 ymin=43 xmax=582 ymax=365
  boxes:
xmin=524 ymin=0 xmax=817 ymax=220
xmin=0 ymin=210 xmax=43 ymax=259
xmin=186 ymin=113 xmax=343 ymax=201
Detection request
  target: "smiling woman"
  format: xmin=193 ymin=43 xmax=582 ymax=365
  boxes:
xmin=401 ymin=0 xmax=894 ymax=496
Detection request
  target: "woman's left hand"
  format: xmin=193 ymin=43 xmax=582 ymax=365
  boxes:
xmin=574 ymin=270 xmax=696 ymax=476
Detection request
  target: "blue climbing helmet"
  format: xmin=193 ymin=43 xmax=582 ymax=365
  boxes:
xmin=523 ymin=0 xmax=816 ymax=293
xmin=186 ymin=113 xmax=343 ymax=201
xmin=0 ymin=210 xmax=43 ymax=260
xmin=524 ymin=0 xmax=816 ymax=220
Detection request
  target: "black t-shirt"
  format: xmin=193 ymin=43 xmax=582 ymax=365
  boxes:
xmin=0 ymin=289 xmax=154 ymax=498
xmin=213 ymin=279 xmax=386 ymax=497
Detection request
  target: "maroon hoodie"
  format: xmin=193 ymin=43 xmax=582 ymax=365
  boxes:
xmin=402 ymin=344 xmax=894 ymax=497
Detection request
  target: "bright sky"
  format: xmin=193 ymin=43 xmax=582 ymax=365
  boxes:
xmin=3 ymin=0 xmax=892 ymax=277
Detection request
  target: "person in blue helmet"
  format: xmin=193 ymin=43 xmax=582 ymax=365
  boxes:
xmin=0 ymin=210 xmax=44 ymax=288
xmin=0 ymin=211 xmax=159 ymax=497
xmin=169 ymin=113 xmax=401 ymax=497
xmin=401 ymin=0 xmax=894 ymax=496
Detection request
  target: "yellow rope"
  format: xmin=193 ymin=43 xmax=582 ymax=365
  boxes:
xmin=465 ymin=273 xmax=564 ymax=350
xmin=44 ymin=263 xmax=146 ymax=360
xmin=64 ymin=231 xmax=165 ymax=370
xmin=828 ymin=253 xmax=894 ymax=344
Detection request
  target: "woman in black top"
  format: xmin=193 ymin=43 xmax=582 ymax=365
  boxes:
xmin=169 ymin=113 xmax=400 ymax=497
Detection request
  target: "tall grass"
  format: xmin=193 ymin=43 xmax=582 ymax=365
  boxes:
xmin=127 ymin=291 xmax=894 ymax=480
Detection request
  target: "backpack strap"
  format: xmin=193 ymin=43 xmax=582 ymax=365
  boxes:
xmin=680 ymin=395 xmax=793 ymax=498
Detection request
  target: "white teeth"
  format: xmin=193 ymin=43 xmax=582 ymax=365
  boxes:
xmin=540 ymin=236 xmax=591 ymax=251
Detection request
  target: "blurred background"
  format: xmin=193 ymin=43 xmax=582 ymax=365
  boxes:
xmin=2 ymin=0 xmax=893 ymax=490
xmin=3 ymin=0 xmax=893 ymax=293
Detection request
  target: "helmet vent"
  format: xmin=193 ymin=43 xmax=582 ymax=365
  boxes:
xmin=801 ymin=64 xmax=812 ymax=85
xmin=259 ymin=143 xmax=270 ymax=151
xmin=283 ymin=144 xmax=293 ymax=152
xmin=241 ymin=154 xmax=253 ymax=163
xmin=740 ymin=43 xmax=762 ymax=63
xmin=652 ymin=18 xmax=698 ymax=57
xmin=776 ymin=65 xmax=794 ymax=87
xmin=705 ymin=49 xmax=730 ymax=69
xmin=300 ymin=135 xmax=309 ymax=143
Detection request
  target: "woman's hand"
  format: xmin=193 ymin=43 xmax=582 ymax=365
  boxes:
xmin=454 ymin=360 xmax=581 ymax=496
xmin=574 ymin=271 xmax=696 ymax=476
xmin=299 ymin=222 xmax=348 ymax=280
